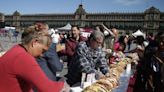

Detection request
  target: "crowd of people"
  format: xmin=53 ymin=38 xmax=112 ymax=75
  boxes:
xmin=0 ymin=27 xmax=20 ymax=51
xmin=0 ymin=22 xmax=163 ymax=92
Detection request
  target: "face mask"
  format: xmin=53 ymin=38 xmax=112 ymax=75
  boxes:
xmin=104 ymin=30 xmax=109 ymax=36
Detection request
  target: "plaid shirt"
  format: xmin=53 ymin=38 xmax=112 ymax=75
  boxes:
xmin=75 ymin=41 xmax=109 ymax=74
xmin=66 ymin=41 xmax=109 ymax=86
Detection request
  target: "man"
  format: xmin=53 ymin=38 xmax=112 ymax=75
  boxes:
xmin=59 ymin=25 xmax=87 ymax=66
xmin=66 ymin=31 xmax=109 ymax=86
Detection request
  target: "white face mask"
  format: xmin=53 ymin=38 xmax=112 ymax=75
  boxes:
xmin=104 ymin=30 xmax=109 ymax=36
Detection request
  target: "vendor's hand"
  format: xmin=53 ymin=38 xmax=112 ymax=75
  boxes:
xmin=61 ymin=82 xmax=70 ymax=92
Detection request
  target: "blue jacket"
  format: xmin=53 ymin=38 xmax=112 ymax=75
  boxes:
xmin=36 ymin=43 xmax=63 ymax=81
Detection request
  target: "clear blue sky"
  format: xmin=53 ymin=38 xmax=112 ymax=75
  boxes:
xmin=0 ymin=0 xmax=164 ymax=14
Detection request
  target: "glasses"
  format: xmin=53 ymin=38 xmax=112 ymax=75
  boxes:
xmin=93 ymin=38 xmax=103 ymax=46
xmin=92 ymin=36 xmax=103 ymax=44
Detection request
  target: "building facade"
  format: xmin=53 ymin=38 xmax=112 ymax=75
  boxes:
xmin=0 ymin=4 xmax=164 ymax=33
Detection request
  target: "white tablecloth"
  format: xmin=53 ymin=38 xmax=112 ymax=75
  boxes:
xmin=71 ymin=64 xmax=132 ymax=92
xmin=112 ymin=64 xmax=132 ymax=92
xmin=70 ymin=86 xmax=83 ymax=92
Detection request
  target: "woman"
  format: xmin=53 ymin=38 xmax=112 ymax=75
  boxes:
xmin=114 ymin=36 xmax=128 ymax=52
xmin=0 ymin=25 xmax=64 ymax=92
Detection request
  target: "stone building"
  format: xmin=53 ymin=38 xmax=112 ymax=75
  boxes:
xmin=0 ymin=4 xmax=164 ymax=33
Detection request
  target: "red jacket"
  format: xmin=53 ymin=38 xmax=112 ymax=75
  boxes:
xmin=0 ymin=45 xmax=64 ymax=92
xmin=60 ymin=36 xmax=87 ymax=65
xmin=65 ymin=36 xmax=87 ymax=56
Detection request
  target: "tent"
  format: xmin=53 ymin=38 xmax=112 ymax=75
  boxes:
xmin=57 ymin=23 xmax=72 ymax=31
xmin=4 ymin=26 xmax=15 ymax=30
xmin=132 ymin=30 xmax=146 ymax=38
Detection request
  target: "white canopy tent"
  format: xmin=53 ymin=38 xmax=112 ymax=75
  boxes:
xmin=57 ymin=23 xmax=72 ymax=31
xmin=4 ymin=26 xmax=15 ymax=30
xmin=132 ymin=30 xmax=146 ymax=38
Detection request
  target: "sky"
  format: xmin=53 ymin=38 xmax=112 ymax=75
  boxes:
xmin=0 ymin=0 xmax=164 ymax=14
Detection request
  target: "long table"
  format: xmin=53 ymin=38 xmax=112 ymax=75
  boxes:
xmin=71 ymin=64 xmax=132 ymax=92
xmin=112 ymin=64 xmax=132 ymax=92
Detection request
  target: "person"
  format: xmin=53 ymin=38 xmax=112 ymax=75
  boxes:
xmin=33 ymin=23 xmax=68 ymax=92
xmin=111 ymin=28 xmax=119 ymax=40
xmin=100 ymin=24 xmax=119 ymax=53
xmin=49 ymin=29 xmax=60 ymax=44
xmin=134 ymin=36 xmax=146 ymax=59
xmin=36 ymin=43 xmax=63 ymax=81
xmin=66 ymin=30 xmax=109 ymax=86
xmin=114 ymin=36 xmax=128 ymax=52
xmin=147 ymin=32 xmax=154 ymax=42
xmin=34 ymin=22 xmax=49 ymax=34
xmin=59 ymin=25 xmax=87 ymax=66
xmin=13 ymin=30 xmax=19 ymax=42
xmin=32 ymin=22 xmax=64 ymax=81
xmin=134 ymin=31 xmax=164 ymax=92
xmin=147 ymin=31 xmax=164 ymax=92
xmin=0 ymin=25 xmax=67 ymax=92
